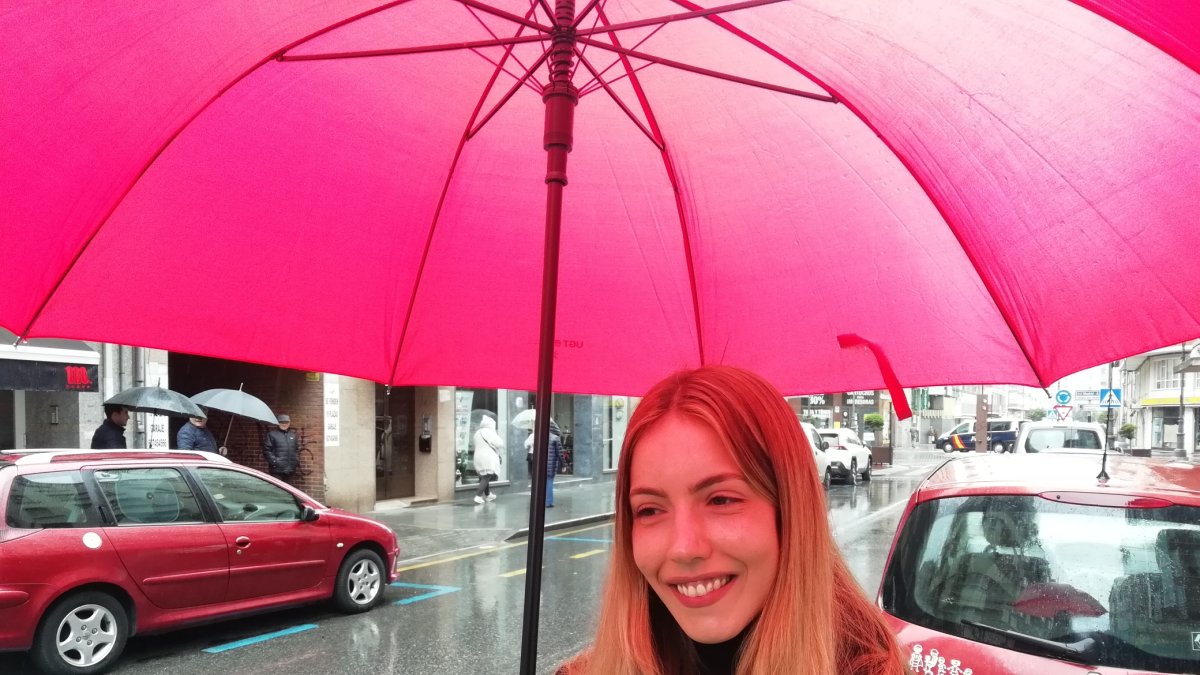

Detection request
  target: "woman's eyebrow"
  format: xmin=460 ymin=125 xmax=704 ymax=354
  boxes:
xmin=629 ymin=473 xmax=745 ymax=498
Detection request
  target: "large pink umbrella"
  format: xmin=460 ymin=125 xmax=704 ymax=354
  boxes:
xmin=3 ymin=1 xmax=1199 ymax=670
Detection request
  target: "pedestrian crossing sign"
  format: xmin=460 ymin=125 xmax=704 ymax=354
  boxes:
xmin=1099 ymin=388 xmax=1122 ymax=408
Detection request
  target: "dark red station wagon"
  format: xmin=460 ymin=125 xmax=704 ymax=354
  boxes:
xmin=879 ymin=452 xmax=1200 ymax=675
xmin=0 ymin=449 xmax=399 ymax=674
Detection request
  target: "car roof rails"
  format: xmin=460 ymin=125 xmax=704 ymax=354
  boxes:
xmin=0 ymin=449 xmax=234 ymax=466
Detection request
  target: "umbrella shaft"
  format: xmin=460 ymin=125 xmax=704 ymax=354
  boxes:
xmin=521 ymin=3 xmax=578 ymax=674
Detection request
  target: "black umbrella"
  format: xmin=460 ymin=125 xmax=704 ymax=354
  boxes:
xmin=105 ymin=386 xmax=204 ymax=418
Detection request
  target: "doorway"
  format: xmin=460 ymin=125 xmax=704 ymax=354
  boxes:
xmin=376 ymin=386 xmax=415 ymax=500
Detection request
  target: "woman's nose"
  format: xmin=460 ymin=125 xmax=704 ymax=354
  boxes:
xmin=667 ymin=507 xmax=711 ymax=563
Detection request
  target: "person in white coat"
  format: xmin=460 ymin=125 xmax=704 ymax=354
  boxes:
xmin=472 ymin=416 xmax=504 ymax=504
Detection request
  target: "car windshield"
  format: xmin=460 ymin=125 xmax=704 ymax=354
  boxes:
xmin=882 ymin=495 xmax=1200 ymax=673
xmin=1025 ymin=429 xmax=1102 ymax=452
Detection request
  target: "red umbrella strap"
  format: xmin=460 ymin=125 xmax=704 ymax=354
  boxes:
xmin=837 ymin=334 xmax=912 ymax=420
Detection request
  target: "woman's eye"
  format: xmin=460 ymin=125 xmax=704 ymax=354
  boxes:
xmin=633 ymin=506 xmax=660 ymax=518
xmin=709 ymin=495 xmax=742 ymax=506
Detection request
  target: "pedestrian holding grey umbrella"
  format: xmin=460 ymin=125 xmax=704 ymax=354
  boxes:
xmin=263 ymin=414 xmax=300 ymax=478
xmin=177 ymin=415 xmax=226 ymax=455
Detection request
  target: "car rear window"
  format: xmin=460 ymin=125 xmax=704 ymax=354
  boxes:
xmin=5 ymin=471 xmax=96 ymax=529
xmin=882 ymin=495 xmax=1200 ymax=672
xmin=94 ymin=468 xmax=205 ymax=525
xmin=1025 ymin=428 xmax=1102 ymax=452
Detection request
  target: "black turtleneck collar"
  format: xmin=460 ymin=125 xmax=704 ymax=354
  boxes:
xmin=691 ymin=625 xmax=750 ymax=675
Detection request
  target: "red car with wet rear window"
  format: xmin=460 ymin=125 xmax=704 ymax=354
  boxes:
xmin=0 ymin=449 xmax=399 ymax=675
xmin=879 ymin=453 xmax=1200 ymax=675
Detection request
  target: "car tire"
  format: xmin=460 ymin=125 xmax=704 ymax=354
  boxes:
xmin=848 ymin=460 xmax=859 ymax=486
xmin=992 ymin=442 xmax=1005 ymax=453
xmin=861 ymin=462 xmax=872 ymax=481
xmin=31 ymin=590 xmax=128 ymax=675
xmin=822 ymin=468 xmax=831 ymax=489
xmin=942 ymin=442 xmax=954 ymax=453
xmin=333 ymin=549 xmax=385 ymax=614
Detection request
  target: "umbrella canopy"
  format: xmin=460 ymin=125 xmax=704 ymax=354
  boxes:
xmin=105 ymin=387 xmax=206 ymax=419
xmin=1012 ymin=582 xmax=1107 ymax=619
xmin=2 ymin=1 xmax=1198 ymax=398
xmin=4 ymin=2 xmax=1200 ymax=672
xmin=511 ymin=408 xmax=537 ymax=431
xmin=190 ymin=388 xmax=278 ymax=425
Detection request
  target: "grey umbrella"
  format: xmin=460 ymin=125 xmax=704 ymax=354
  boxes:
xmin=191 ymin=385 xmax=278 ymax=448
xmin=105 ymin=386 xmax=205 ymax=418
xmin=190 ymin=387 xmax=277 ymax=425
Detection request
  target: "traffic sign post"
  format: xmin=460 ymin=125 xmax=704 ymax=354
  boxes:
xmin=1099 ymin=388 xmax=1122 ymax=408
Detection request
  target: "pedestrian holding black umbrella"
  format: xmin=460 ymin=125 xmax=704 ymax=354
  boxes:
xmin=96 ymin=385 xmax=206 ymax=450
xmin=90 ymin=404 xmax=129 ymax=449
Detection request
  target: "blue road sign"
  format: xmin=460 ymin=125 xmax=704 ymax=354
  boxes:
xmin=1055 ymin=389 xmax=1072 ymax=405
xmin=1099 ymin=388 xmax=1123 ymax=408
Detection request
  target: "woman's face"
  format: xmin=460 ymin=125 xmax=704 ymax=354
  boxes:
xmin=629 ymin=414 xmax=779 ymax=644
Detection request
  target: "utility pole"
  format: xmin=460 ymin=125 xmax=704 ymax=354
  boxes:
xmin=974 ymin=385 xmax=989 ymax=452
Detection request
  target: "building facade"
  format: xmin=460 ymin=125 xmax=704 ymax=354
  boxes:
xmin=1122 ymin=344 xmax=1197 ymax=454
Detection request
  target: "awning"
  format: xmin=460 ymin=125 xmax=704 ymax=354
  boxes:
xmin=1136 ymin=396 xmax=1200 ymax=407
xmin=0 ymin=328 xmax=100 ymax=392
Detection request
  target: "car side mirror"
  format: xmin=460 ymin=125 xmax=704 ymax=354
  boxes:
xmin=821 ymin=441 xmax=829 ymax=451
xmin=301 ymin=506 xmax=320 ymax=522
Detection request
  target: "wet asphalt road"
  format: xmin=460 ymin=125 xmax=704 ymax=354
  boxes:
xmin=1 ymin=466 xmax=937 ymax=675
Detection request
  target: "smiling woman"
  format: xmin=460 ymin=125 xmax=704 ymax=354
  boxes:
xmin=559 ymin=365 xmax=908 ymax=675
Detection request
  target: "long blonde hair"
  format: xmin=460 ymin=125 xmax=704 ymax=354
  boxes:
xmin=560 ymin=366 xmax=906 ymax=675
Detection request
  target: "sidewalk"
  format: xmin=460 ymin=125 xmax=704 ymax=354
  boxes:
xmin=870 ymin=446 xmax=950 ymax=477
xmin=366 ymin=479 xmax=618 ymax=563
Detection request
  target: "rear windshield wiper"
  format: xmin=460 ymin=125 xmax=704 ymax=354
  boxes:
xmin=961 ymin=619 xmax=1095 ymax=664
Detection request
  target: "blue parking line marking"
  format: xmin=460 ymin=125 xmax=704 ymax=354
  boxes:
xmin=203 ymin=623 xmax=317 ymax=654
xmin=549 ymin=536 xmax=612 ymax=543
xmin=391 ymin=581 xmax=461 ymax=605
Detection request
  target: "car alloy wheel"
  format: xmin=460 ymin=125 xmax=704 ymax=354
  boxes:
xmin=861 ymin=462 xmax=872 ymax=482
xmin=992 ymin=442 xmax=1005 ymax=453
xmin=849 ymin=459 xmax=859 ymax=486
xmin=33 ymin=591 xmax=127 ymax=675
xmin=334 ymin=549 xmax=384 ymax=613
xmin=942 ymin=442 xmax=954 ymax=453
xmin=823 ymin=468 xmax=831 ymax=489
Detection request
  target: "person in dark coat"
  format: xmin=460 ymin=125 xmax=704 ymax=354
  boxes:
xmin=90 ymin=404 xmax=129 ymax=449
xmin=177 ymin=415 xmax=226 ymax=455
xmin=263 ymin=414 xmax=300 ymax=478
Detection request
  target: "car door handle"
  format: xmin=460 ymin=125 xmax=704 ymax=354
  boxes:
xmin=235 ymin=536 xmax=252 ymax=548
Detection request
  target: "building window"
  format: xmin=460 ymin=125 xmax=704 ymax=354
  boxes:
xmin=1154 ymin=359 xmax=1181 ymax=390
xmin=455 ymin=389 xmax=509 ymax=486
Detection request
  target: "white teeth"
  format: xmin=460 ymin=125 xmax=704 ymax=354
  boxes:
xmin=674 ymin=576 xmax=730 ymax=598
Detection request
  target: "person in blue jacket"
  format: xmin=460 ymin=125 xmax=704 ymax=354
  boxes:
xmin=177 ymin=415 xmax=226 ymax=455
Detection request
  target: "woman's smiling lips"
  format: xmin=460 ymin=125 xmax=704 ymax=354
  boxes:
xmin=665 ymin=574 xmax=736 ymax=608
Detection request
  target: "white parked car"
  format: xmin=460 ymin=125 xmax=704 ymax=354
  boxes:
xmin=800 ymin=422 xmax=831 ymax=488
xmin=1014 ymin=420 xmax=1107 ymax=454
xmin=817 ymin=427 xmax=873 ymax=484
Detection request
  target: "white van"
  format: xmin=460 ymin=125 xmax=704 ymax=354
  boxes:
xmin=1014 ymin=420 xmax=1107 ymax=454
